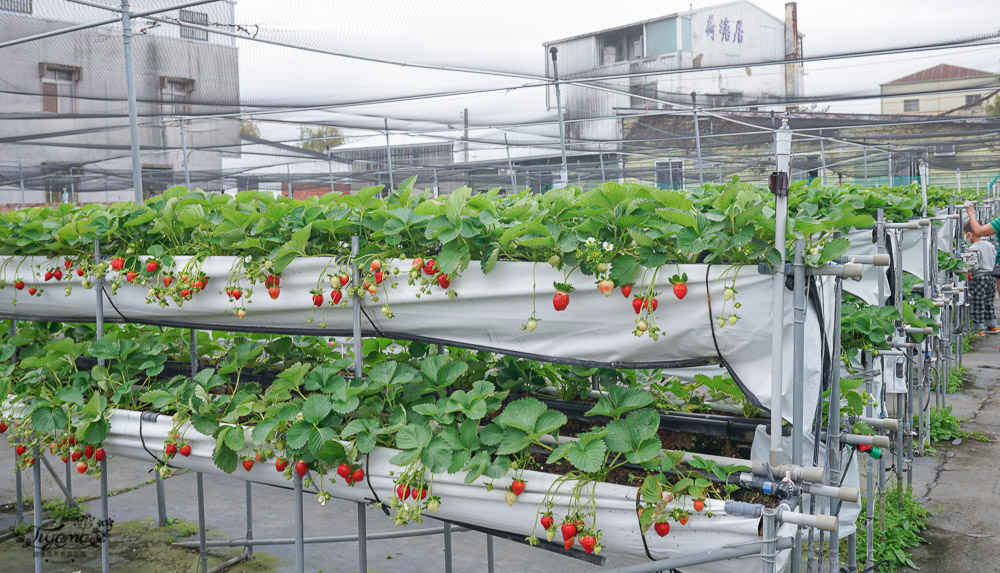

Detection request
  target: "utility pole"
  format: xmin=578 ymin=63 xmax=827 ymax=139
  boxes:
xmin=549 ymin=47 xmax=569 ymax=189
xmin=121 ymin=0 xmax=143 ymax=202
xmin=691 ymin=92 xmax=704 ymax=185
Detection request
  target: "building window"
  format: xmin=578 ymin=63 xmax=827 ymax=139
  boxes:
xmin=179 ymin=9 xmax=208 ymax=41
xmin=903 ymin=99 xmax=919 ymax=112
xmin=965 ymin=94 xmax=980 ymax=106
xmin=0 ymin=0 xmax=31 ymax=13
xmin=40 ymin=64 xmax=80 ymax=114
xmin=161 ymin=78 xmax=193 ymax=116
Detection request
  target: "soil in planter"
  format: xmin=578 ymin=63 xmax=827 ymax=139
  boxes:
xmin=0 ymin=518 xmax=284 ymax=572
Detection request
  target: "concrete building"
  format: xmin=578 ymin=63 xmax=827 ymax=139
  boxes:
xmin=880 ymin=64 xmax=998 ymax=116
xmin=0 ymin=0 xmax=240 ymax=205
xmin=543 ymin=1 xmax=804 ymax=146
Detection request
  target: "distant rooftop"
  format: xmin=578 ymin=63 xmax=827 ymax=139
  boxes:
xmin=885 ymin=64 xmax=994 ymax=85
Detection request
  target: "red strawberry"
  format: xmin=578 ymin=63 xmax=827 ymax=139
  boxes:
xmin=146 ymin=260 xmax=158 ymax=273
xmin=110 ymin=257 xmax=125 ymax=271
xmin=678 ymin=513 xmax=689 ymax=525
xmin=53 ymin=269 xmax=63 ymax=281
xmin=64 ymin=259 xmax=73 ymax=269
xmin=265 ymin=274 xmax=280 ymax=287
xmin=564 ymin=538 xmax=575 ymax=550
xmin=68 ymin=436 xmax=75 ymax=446
xmin=541 ymin=514 xmax=554 ymax=530
xmin=163 ymin=276 xmax=173 ymax=288
xmin=561 ymin=522 xmax=577 ymax=541
xmin=179 ymin=444 xmax=191 ymax=457
xmin=339 ymin=274 xmax=349 ymax=287
xmin=15 ymin=445 xmax=26 ymax=457
xmin=693 ymin=499 xmax=705 ymax=512
xmin=411 ymin=258 xmax=423 ymax=270
xmin=268 ymin=286 xmax=281 ymax=300
xmin=511 ymin=480 xmax=526 ymax=496
xmin=232 ymin=289 xmax=242 ymax=300
xmin=181 ymin=288 xmax=192 ymax=299
xmin=312 ymin=293 xmax=324 ymax=307
xmin=60 ymin=455 xmax=70 ymax=463
xmin=0 ymin=421 xmax=6 ymax=433
xmin=44 ymin=271 xmax=53 ymax=281
xmin=553 ymin=292 xmax=569 ymax=311
xmin=193 ymin=280 xmax=204 ymax=290
xmin=580 ymin=535 xmax=597 ymax=554
xmin=77 ymin=267 xmax=85 ymax=277
xmin=76 ymin=461 xmax=88 ymax=474
xmin=295 ymin=460 xmax=308 ymax=478
xmin=632 ymin=297 xmax=644 ymax=314
xmin=345 ymin=475 xmax=354 ymax=485
xmin=337 ymin=463 xmax=351 ymax=478
xmin=374 ymin=270 xmax=384 ymax=285
xmin=352 ymin=468 xmax=365 ymax=483
xmin=165 ymin=443 xmax=177 ymax=457
xmin=181 ymin=274 xmax=189 ymax=282
xmin=673 ymin=283 xmax=688 ymax=300
xmin=423 ymin=259 xmax=438 ymax=275
xmin=621 ymin=284 xmax=633 ymax=297
xmin=95 ymin=448 xmax=106 ymax=462
xmin=275 ymin=459 xmax=288 ymax=472
xmin=84 ymin=444 xmax=94 ymax=459
xmin=370 ymin=259 xmax=382 ymax=272
xmin=437 ymin=274 xmax=451 ymax=289
xmin=125 ymin=271 xmax=137 ymax=283
xmin=14 ymin=281 xmax=24 ymax=290
xmin=28 ymin=287 xmax=37 ymax=295
xmin=397 ymin=484 xmax=411 ymax=499
xmin=367 ymin=284 xmax=377 ymax=295
xmin=654 ymin=521 xmax=670 ymax=537
xmin=72 ymin=450 xmax=83 ymax=462
xmin=242 ymin=459 xmax=254 ymax=472
xmin=330 ymin=289 xmax=342 ymax=304
xmin=648 ymin=297 xmax=658 ymax=312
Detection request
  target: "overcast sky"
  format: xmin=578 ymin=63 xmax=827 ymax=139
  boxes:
xmin=228 ymin=0 xmax=1000 ymax=143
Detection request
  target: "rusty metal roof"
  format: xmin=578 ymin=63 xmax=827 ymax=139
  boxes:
xmin=885 ymin=64 xmax=993 ymax=85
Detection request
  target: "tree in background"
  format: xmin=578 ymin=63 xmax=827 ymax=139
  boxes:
xmin=299 ymin=125 xmax=344 ymax=152
xmin=240 ymin=120 xmax=260 ymax=138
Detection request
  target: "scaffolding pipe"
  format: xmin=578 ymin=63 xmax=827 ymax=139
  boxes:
xmin=549 ymin=47 xmax=569 ymax=188
xmin=171 ymin=525 xmax=461 ymax=548
xmin=121 ymin=0 xmax=144 ymax=203
xmin=769 ymin=115 xmax=791 ymax=469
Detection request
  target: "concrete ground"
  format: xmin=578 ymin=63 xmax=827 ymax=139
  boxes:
xmin=898 ymin=333 xmax=1000 ymax=573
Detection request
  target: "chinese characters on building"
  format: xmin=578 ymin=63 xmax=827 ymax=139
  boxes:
xmin=705 ymin=15 xmax=744 ymax=43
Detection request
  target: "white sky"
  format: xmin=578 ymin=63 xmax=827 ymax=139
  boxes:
xmin=229 ymin=0 xmax=1000 ymax=143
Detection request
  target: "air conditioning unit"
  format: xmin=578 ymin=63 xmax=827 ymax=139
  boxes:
xmin=934 ymin=144 xmax=956 ymax=157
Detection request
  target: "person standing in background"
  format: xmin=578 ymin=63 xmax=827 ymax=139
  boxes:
xmin=965 ymin=202 xmax=1000 ymax=306
xmin=962 ymin=219 xmax=999 ymax=334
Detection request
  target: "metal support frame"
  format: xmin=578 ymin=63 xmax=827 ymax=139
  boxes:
xmin=197 ymin=472 xmax=210 ymax=573
xmin=18 ymin=158 xmax=26 ymax=207
xmin=180 ymin=117 xmax=192 ymax=190
xmin=294 ymin=474 xmax=306 ymax=573
xmin=384 ymin=118 xmax=394 ymax=191
xmin=548 ymin=48 xmax=569 ymax=189
xmin=120 ymin=0 xmax=144 ymax=203
xmin=692 ymin=92 xmax=704 ymax=185
xmin=33 ymin=447 xmax=42 ymax=573
xmin=769 ymin=116 xmax=791 ymax=469
xmin=791 ymin=238 xmax=806 ymax=573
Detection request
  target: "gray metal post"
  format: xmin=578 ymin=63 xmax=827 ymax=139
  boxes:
xmin=863 ymin=146 xmax=868 ymax=184
xmin=179 ymin=117 xmax=191 ymax=190
xmin=286 ymin=164 xmax=291 ymax=198
xmin=848 ymin=532 xmax=857 ymax=573
xmin=863 ymin=351 xmax=874 ymax=571
xmin=65 ymin=455 xmax=73 ymax=501
xmin=827 ymin=278 xmax=844 ymax=572
xmin=760 ymin=507 xmax=777 ymax=573
xmin=14 ymin=440 xmax=23 ymax=527
xmin=548 ymin=47 xmax=569 ymax=188
xmin=691 ymin=92 xmax=704 ymax=184
xmin=505 ymin=134 xmax=517 ymax=193
xmin=95 ymin=240 xmax=104 ymax=364
xmin=155 ymin=473 xmax=167 ymax=526
xmin=384 ymin=118 xmax=394 ymax=191
xmin=69 ymin=166 xmax=76 ymax=204
xmin=351 ymin=235 xmax=367 ymax=572
xmin=294 ymin=474 xmax=305 ymax=573
xmin=819 ymin=131 xmax=827 ymax=186
xmin=100 ymin=456 xmax=110 ymax=572
xmin=888 ymin=153 xmax=893 ymax=187
xmin=769 ymin=116 xmax=792 ymax=469
xmin=599 ymin=153 xmax=606 ymax=183
xmin=245 ymin=482 xmax=254 ymax=558
xmin=197 ymin=472 xmax=209 ymax=573
xmin=18 ymin=158 xmax=26 ymax=207
xmin=33 ymin=448 xmax=42 ymax=573
xmin=433 ymin=169 xmax=439 ymax=198
xmin=791 ymin=239 xmax=806 ymax=573
xmin=444 ymin=522 xmax=453 ymax=573
xmin=120 ymin=0 xmax=144 ymax=203
xmin=487 ymin=534 xmax=495 ymax=573
xmin=327 ymin=147 xmax=336 ymax=195
xmin=190 ymin=329 xmax=197 ymax=377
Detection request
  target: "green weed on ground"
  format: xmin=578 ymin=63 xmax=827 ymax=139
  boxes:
xmin=855 ymin=484 xmax=931 ymax=570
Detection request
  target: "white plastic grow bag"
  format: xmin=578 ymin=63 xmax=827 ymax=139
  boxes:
xmin=0 ymin=257 xmax=832 ymax=428
xmin=76 ymin=408 xmax=794 ymax=572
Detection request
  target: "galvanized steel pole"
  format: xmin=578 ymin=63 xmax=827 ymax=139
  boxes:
xmin=179 ymin=117 xmax=191 ymax=190
xmin=33 ymin=447 xmax=42 ymax=573
xmin=549 ymin=47 xmax=569 ymax=189
xmin=121 ymin=0 xmax=144 ymax=203
xmin=791 ymin=238 xmax=805 ymax=573
xmin=18 ymin=158 xmax=26 ymax=207
xmin=692 ymin=92 xmax=704 ymax=184
xmin=384 ymin=118 xmax=394 ymax=191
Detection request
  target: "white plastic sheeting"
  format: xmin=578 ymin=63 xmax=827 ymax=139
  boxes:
xmin=90 ymin=408 xmax=795 ymax=572
xmin=751 ymin=426 xmax=860 ymax=538
xmin=0 ymin=256 xmax=833 ymax=428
